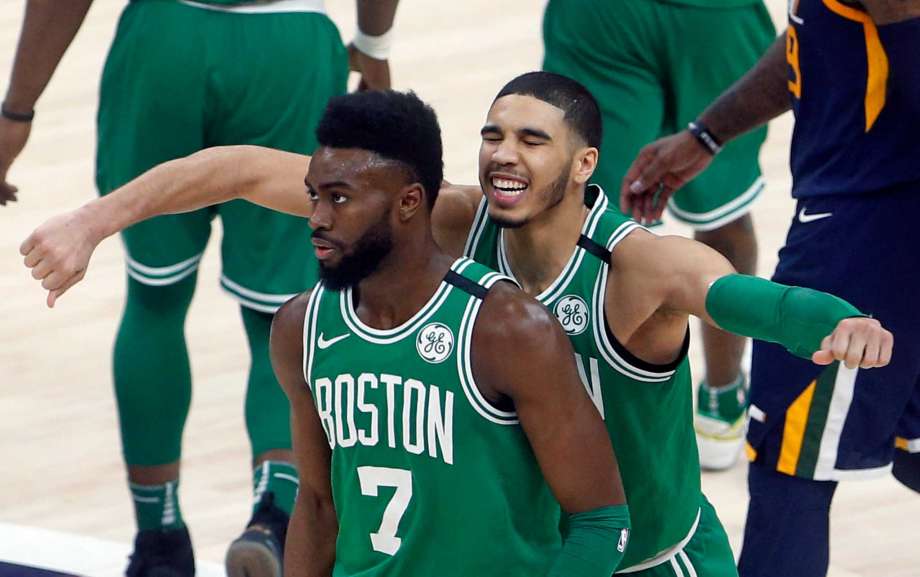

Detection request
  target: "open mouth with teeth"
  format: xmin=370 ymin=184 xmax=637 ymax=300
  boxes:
xmin=490 ymin=175 xmax=529 ymax=205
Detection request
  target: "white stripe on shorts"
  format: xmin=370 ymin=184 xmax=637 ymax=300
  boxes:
xmin=180 ymin=0 xmax=326 ymax=15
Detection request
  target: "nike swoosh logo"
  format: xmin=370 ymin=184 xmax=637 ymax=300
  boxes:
xmin=317 ymin=332 xmax=350 ymax=349
xmin=798 ymin=207 xmax=833 ymax=223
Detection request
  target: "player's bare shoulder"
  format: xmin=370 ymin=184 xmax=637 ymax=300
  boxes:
xmin=432 ymin=183 xmax=483 ymax=256
xmin=607 ymin=225 xmax=662 ymax=281
xmin=270 ymin=290 xmax=314 ymax=394
xmin=471 ymin=280 xmax=575 ymax=400
xmin=476 ymin=280 xmax=561 ymax=344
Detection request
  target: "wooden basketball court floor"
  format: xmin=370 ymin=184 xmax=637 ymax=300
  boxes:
xmin=0 ymin=1 xmax=916 ymax=576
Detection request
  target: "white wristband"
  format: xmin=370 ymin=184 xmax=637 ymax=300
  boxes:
xmin=353 ymin=28 xmax=394 ymax=60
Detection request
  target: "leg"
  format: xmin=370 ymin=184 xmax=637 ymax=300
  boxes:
xmin=657 ymin=1 xmax=775 ymax=469
xmin=738 ymin=463 xmax=837 ymax=577
xmin=205 ymin=11 xmax=348 ymax=577
xmin=694 ymin=215 xmax=758 ymax=468
xmin=893 ymin=450 xmax=920 ymax=493
xmin=97 ymin=4 xmax=211 ymax=575
xmin=116 ymin=274 xmax=201 ymax=577
xmin=893 ymin=381 xmax=920 ymax=492
xmin=743 ymin=189 xmax=920 ymax=575
xmin=242 ymin=305 xmax=297 ymax=514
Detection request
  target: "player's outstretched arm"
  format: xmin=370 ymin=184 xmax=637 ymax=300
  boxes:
xmin=616 ymin=230 xmax=894 ymax=370
xmin=1 ymin=0 xmax=95 ymax=205
xmin=272 ymin=294 xmax=338 ymax=577
xmin=472 ymin=283 xmax=630 ymax=576
xmin=620 ymin=33 xmax=789 ymax=223
xmin=20 ymin=145 xmax=309 ymax=307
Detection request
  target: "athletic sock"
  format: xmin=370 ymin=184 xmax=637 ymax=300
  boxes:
xmin=130 ymin=480 xmax=186 ymax=531
xmin=697 ymin=373 xmax=748 ymax=423
xmin=252 ymin=461 xmax=299 ymax=516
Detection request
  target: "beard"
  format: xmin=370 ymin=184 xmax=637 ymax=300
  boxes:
xmin=316 ymin=219 xmax=394 ymax=292
xmin=490 ymin=167 xmax=569 ymax=229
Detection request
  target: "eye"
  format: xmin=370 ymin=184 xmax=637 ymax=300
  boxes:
xmin=523 ymin=139 xmax=545 ymax=147
xmin=332 ymin=193 xmax=348 ymax=205
xmin=307 ymin=189 xmax=318 ymax=202
xmin=481 ymin=133 xmax=502 ymax=142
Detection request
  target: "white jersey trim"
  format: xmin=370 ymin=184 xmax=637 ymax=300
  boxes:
xmin=616 ymin=508 xmax=700 ymax=573
xmin=497 ymin=188 xmax=609 ymax=304
xmin=302 ymin=285 xmax=325 ymax=390
xmin=591 ymin=222 xmax=676 ymax=383
xmin=179 ymin=0 xmax=326 ymax=15
xmin=456 ymin=272 xmax=519 ymax=425
xmin=462 ymin=197 xmax=490 ymax=257
xmin=340 ymin=259 xmax=474 ymax=344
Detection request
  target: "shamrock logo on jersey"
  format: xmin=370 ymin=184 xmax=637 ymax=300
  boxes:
xmin=554 ymin=295 xmax=589 ymax=335
xmin=417 ymin=322 xmax=454 ymax=364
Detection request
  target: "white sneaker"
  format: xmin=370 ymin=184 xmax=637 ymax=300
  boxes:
xmin=695 ymin=411 xmax=746 ymax=470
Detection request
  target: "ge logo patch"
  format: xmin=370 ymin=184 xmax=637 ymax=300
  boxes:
xmin=554 ymin=295 xmax=589 ymax=335
xmin=417 ymin=322 xmax=454 ymax=364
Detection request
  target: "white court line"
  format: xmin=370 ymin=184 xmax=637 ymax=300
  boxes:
xmin=0 ymin=522 xmax=225 ymax=577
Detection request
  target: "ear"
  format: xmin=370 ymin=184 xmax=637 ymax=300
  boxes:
xmin=398 ymin=182 xmax=426 ymax=221
xmin=570 ymin=146 xmax=598 ymax=185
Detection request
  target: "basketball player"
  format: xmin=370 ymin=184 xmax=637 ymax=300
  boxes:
xmin=619 ymin=1 xmax=920 ymax=575
xmin=22 ymin=74 xmax=893 ymax=576
xmin=542 ymin=0 xmax=777 ymax=470
xmin=270 ymin=90 xmax=632 ymax=576
xmin=1 ymin=1 xmax=396 ymax=576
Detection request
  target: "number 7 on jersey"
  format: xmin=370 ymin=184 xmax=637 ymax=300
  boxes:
xmin=357 ymin=466 xmax=413 ymax=555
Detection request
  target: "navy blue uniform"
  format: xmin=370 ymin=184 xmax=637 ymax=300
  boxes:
xmin=739 ymin=3 xmax=920 ymax=576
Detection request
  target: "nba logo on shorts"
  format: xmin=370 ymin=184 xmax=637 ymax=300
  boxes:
xmin=553 ymin=295 xmax=589 ymax=335
xmin=417 ymin=322 xmax=454 ymax=364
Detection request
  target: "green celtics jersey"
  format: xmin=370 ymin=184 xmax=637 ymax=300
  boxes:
xmin=465 ymin=186 xmax=701 ymax=571
xmin=302 ymin=258 xmax=562 ymax=577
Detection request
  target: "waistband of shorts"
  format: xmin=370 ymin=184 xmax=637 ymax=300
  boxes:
xmin=178 ymin=0 xmax=326 ymax=15
xmin=616 ymin=507 xmax=701 ymax=573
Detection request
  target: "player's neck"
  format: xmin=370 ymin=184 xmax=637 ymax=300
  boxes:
xmin=353 ymin=233 xmax=454 ymax=330
xmin=502 ymin=184 xmax=587 ymax=296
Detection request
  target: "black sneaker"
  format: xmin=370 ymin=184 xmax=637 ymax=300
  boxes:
xmin=225 ymin=492 xmax=290 ymax=577
xmin=125 ymin=527 xmax=195 ymax=577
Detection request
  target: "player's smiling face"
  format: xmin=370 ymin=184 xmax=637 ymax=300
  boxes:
xmin=479 ymin=94 xmax=576 ymax=228
xmin=306 ymin=146 xmax=398 ymax=290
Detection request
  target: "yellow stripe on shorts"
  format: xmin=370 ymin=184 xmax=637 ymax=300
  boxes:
xmin=778 ymin=380 xmax=817 ymax=475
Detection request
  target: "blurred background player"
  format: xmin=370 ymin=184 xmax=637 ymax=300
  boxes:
xmin=0 ymin=1 xmax=397 ymax=576
xmin=620 ymin=1 xmax=920 ymax=575
xmin=542 ymin=0 xmax=776 ymax=469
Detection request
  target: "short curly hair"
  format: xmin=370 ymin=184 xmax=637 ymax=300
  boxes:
xmin=315 ymin=90 xmax=444 ymax=209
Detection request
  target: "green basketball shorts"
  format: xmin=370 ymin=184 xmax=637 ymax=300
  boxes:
xmin=97 ymin=0 xmax=348 ymax=311
xmin=543 ymin=0 xmax=775 ymax=229
xmin=617 ymin=494 xmax=737 ymax=577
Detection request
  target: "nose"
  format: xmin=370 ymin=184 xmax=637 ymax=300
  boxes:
xmin=309 ymin=198 xmax=332 ymax=231
xmin=490 ymin=137 xmax=520 ymax=167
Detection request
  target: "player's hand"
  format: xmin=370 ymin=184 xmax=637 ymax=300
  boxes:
xmin=20 ymin=208 xmax=103 ymax=308
xmin=620 ymin=130 xmax=713 ymax=225
xmin=348 ymin=42 xmax=391 ymax=91
xmin=812 ymin=317 xmax=894 ymax=369
xmin=0 ymin=116 xmax=32 ymax=206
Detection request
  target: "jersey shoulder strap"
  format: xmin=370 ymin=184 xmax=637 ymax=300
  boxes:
xmin=448 ymin=257 xmax=516 ymax=298
xmin=580 ymin=185 xmax=642 ymax=265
